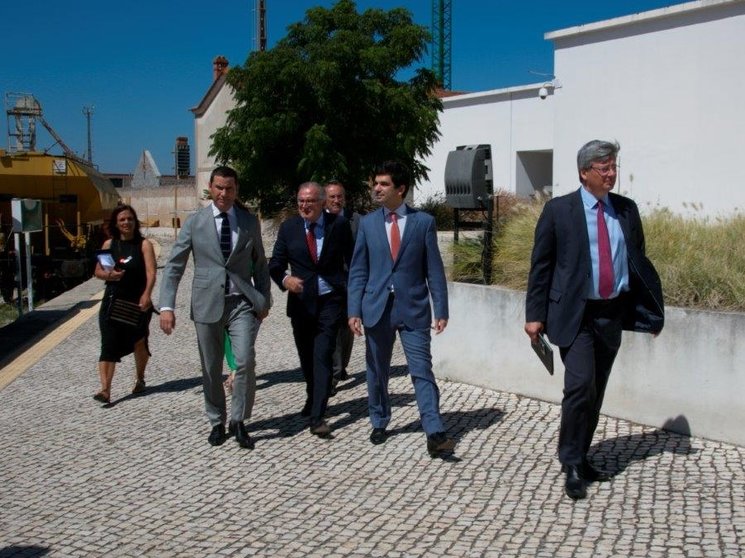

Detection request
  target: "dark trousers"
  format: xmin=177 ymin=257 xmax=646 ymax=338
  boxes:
xmin=290 ymin=292 xmax=342 ymax=423
xmin=558 ymin=297 xmax=624 ymax=466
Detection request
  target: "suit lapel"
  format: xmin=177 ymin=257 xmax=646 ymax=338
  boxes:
xmin=396 ymin=205 xmax=417 ymax=263
xmin=570 ymin=189 xmax=592 ymax=270
xmin=372 ymin=208 xmax=396 ymax=265
xmin=318 ymin=213 xmax=336 ymax=264
xmin=609 ymin=193 xmax=632 ymax=242
xmin=202 ymin=205 xmax=223 ymax=258
xmin=295 ymin=215 xmax=315 ymax=265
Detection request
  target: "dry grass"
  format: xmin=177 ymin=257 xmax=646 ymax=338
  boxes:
xmin=451 ymin=197 xmax=745 ymax=313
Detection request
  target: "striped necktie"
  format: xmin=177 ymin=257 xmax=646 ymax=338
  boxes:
xmin=220 ymin=212 xmax=231 ymax=293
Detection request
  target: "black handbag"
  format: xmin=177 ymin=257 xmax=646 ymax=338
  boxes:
xmin=107 ymin=297 xmax=156 ymax=328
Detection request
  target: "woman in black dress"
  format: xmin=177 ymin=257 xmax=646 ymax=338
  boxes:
xmin=93 ymin=205 xmax=156 ymax=403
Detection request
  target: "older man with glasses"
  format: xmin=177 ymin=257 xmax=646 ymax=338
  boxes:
xmin=525 ymin=140 xmax=664 ymax=500
xmin=269 ymin=182 xmax=354 ymax=437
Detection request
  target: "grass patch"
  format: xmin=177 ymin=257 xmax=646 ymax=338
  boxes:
xmin=451 ymin=197 xmax=745 ymax=313
xmin=0 ymin=302 xmax=19 ymax=328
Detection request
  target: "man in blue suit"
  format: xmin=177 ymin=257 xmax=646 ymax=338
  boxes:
xmin=525 ymin=140 xmax=664 ymax=499
xmin=348 ymin=161 xmax=455 ymax=458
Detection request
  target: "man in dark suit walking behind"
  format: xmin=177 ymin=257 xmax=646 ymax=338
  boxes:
xmin=525 ymin=140 xmax=664 ymax=500
xmin=347 ymin=161 xmax=455 ymax=458
xmin=324 ymin=180 xmax=361 ymax=389
xmin=269 ymin=182 xmax=353 ymax=437
xmin=159 ymin=166 xmax=272 ymax=450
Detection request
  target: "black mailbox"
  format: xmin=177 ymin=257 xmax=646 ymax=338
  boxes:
xmin=444 ymin=144 xmax=492 ymax=209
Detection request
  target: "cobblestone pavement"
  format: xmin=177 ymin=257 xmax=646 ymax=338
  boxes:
xmin=1 ymin=232 xmax=744 ymax=557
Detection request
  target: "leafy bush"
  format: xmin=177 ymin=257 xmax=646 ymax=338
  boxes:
xmin=415 ymin=193 xmax=454 ymax=231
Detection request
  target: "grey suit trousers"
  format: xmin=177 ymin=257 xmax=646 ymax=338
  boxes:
xmin=194 ymin=296 xmax=260 ymax=426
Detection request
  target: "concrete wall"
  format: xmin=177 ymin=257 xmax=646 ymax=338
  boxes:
xmin=119 ymin=184 xmax=199 ymax=227
xmin=432 ymin=282 xmax=745 ymax=447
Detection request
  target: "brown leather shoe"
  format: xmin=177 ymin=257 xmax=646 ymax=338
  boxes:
xmin=310 ymin=421 xmax=332 ymax=437
xmin=426 ymin=432 xmax=455 ymax=458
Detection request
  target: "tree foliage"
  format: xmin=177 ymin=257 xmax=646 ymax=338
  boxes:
xmin=210 ymin=0 xmax=442 ymax=214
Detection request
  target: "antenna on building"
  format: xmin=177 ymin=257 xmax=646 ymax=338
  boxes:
xmin=82 ymin=105 xmax=94 ymax=164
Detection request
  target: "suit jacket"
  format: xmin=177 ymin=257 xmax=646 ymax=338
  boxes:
xmin=348 ymin=205 xmax=448 ymax=329
xmin=159 ymin=204 xmax=272 ymax=323
xmin=525 ymin=188 xmax=664 ymax=347
xmin=269 ymin=213 xmax=353 ymax=317
xmin=341 ymin=208 xmax=361 ymax=240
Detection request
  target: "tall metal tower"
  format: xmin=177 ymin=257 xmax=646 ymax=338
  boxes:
xmin=82 ymin=105 xmax=94 ymax=164
xmin=431 ymin=0 xmax=452 ymax=90
xmin=255 ymin=0 xmax=267 ymax=52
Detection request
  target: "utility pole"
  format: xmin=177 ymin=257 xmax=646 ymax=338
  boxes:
xmin=82 ymin=105 xmax=94 ymax=164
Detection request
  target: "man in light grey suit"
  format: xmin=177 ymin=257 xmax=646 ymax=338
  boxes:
xmin=347 ymin=161 xmax=456 ymax=458
xmin=159 ymin=166 xmax=271 ymax=449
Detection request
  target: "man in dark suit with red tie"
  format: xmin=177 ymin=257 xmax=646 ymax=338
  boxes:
xmin=525 ymin=140 xmax=664 ymax=500
xmin=269 ymin=182 xmax=354 ymax=437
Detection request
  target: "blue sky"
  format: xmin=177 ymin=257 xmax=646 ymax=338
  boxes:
xmin=1 ymin=0 xmax=689 ymax=174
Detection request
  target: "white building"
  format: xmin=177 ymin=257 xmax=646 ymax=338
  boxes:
xmin=418 ymin=0 xmax=745 ymax=218
xmin=191 ymin=56 xmax=234 ymax=199
xmin=193 ymin=0 xmax=745 ymax=218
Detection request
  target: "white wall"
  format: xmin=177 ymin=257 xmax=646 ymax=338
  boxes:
xmin=549 ymin=0 xmax=745 ymax=217
xmin=194 ymin=84 xmax=235 ymax=200
xmin=432 ymin=282 xmax=745 ymax=447
xmin=417 ymin=85 xmax=554 ymax=203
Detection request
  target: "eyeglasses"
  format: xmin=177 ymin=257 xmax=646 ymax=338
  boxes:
xmin=590 ymin=164 xmax=619 ymax=176
xmin=297 ymin=199 xmax=319 ymax=206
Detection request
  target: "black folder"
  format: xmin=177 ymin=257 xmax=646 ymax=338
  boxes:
xmin=531 ymin=333 xmax=554 ymax=375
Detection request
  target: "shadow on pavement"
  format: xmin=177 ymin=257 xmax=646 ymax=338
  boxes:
xmin=256 ymin=367 xmax=303 ymax=390
xmin=0 ymin=546 xmax=50 ymax=557
xmin=102 ymin=376 xmax=203 ymax=407
xmin=591 ymin=415 xmax=698 ymax=476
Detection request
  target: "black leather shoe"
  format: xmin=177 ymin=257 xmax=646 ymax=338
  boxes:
xmin=310 ymin=420 xmax=332 ymax=437
xmin=300 ymin=399 xmax=311 ymax=417
xmin=564 ymin=466 xmax=587 ymax=500
xmin=229 ymin=421 xmax=255 ymax=449
xmin=338 ymin=369 xmax=349 ymax=381
xmin=208 ymin=424 xmax=226 ymax=446
xmin=426 ymin=432 xmax=456 ymax=458
xmin=330 ymin=379 xmax=339 ymax=397
xmin=580 ymin=461 xmax=612 ymax=483
xmin=370 ymin=428 xmax=388 ymax=445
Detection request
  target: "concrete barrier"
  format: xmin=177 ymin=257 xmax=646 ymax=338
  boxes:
xmin=432 ymin=282 xmax=745 ymax=447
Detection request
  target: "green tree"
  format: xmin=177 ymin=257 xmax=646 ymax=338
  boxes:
xmin=210 ymin=0 xmax=442 ymax=215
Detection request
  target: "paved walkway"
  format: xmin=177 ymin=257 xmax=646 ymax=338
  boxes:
xmin=1 ymin=231 xmax=744 ymax=557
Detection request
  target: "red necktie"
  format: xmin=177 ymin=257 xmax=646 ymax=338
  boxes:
xmin=390 ymin=212 xmax=401 ymax=261
xmin=306 ymin=222 xmax=318 ymax=264
xmin=597 ymin=200 xmax=614 ymax=299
